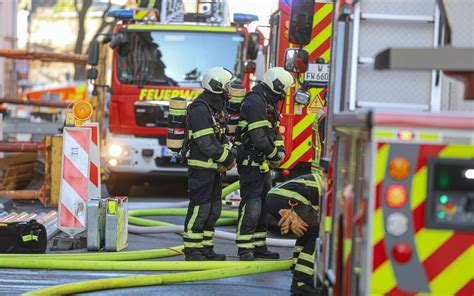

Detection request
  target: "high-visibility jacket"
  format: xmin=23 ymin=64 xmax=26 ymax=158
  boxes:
xmin=187 ymin=91 xmax=234 ymax=170
xmin=235 ymin=84 xmax=284 ymax=164
xmin=268 ymin=173 xmax=323 ymax=209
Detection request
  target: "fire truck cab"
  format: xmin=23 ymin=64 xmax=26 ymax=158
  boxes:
xmin=88 ymin=0 xmax=260 ymax=195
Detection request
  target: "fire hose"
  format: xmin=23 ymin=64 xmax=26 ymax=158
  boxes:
xmin=0 ymin=181 xmax=295 ymax=295
xmin=127 ymin=208 xmax=296 ymax=248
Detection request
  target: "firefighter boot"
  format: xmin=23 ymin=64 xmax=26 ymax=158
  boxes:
xmin=254 ymin=247 xmax=280 ymax=259
xmin=184 ymin=250 xmax=207 ymax=261
xmin=290 ymin=279 xmax=318 ymax=296
xmin=239 ymin=251 xmax=255 ymax=261
xmin=202 ymin=247 xmax=226 ymax=261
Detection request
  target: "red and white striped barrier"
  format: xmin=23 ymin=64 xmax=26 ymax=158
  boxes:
xmin=58 ymin=127 xmax=91 ymax=237
xmin=83 ymin=123 xmax=101 ymax=200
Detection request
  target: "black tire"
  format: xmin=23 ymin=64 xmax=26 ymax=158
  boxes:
xmin=105 ymin=173 xmax=132 ymax=196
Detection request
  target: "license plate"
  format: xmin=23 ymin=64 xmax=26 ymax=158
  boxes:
xmin=305 ymin=63 xmax=330 ymax=83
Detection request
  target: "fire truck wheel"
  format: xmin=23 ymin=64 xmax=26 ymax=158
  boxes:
xmin=106 ymin=173 xmax=132 ymax=196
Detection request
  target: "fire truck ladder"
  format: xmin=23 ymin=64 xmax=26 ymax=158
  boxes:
xmin=160 ymin=0 xmax=185 ymax=23
xmin=348 ymin=0 xmax=446 ymax=112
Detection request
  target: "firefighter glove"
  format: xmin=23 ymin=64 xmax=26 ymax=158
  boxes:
xmin=217 ymin=164 xmax=227 ymax=173
xmin=278 ymin=209 xmax=291 ymax=235
xmin=290 ymin=211 xmax=309 ymax=237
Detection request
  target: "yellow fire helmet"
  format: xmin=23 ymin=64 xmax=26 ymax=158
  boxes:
xmin=201 ymin=67 xmax=234 ymax=94
xmin=262 ymin=67 xmax=295 ymax=95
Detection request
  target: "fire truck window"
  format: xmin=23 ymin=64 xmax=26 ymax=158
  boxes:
xmin=116 ymin=31 xmax=245 ymax=87
xmin=268 ymin=13 xmax=280 ymax=68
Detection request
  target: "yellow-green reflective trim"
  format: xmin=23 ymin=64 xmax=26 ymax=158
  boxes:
xmin=294 ymin=246 xmax=304 ymax=251
xmin=216 ymin=149 xmax=229 ymax=163
xmin=127 ymin=24 xmax=238 ymax=32
xmin=325 ymin=216 xmax=332 ymax=233
xmin=184 ymin=242 xmax=203 ymax=248
xmin=374 ymin=130 xmax=395 ymax=139
xmin=238 ymin=120 xmax=248 ymax=128
xmin=236 ymin=234 xmax=253 ymax=240
xmin=202 ymin=240 xmax=213 ymax=246
xmin=242 ymin=159 xmax=261 ymax=167
xmin=268 ymin=147 xmax=278 ymax=158
xmin=237 ymin=204 xmax=246 ymax=235
xmin=191 ymin=128 xmax=214 ymax=139
xmin=419 ymin=132 xmax=440 ymax=141
xmin=299 ymin=252 xmax=315 ymax=263
xmin=203 ymin=231 xmax=214 ymax=237
xmin=169 ymin=108 xmax=186 ymax=116
xmin=186 ymin=205 xmax=200 ymax=232
xmin=229 ymin=97 xmax=244 ymax=103
xmin=289 ymin=179 xmax=320 ymax=188
xmin=237 ymin=243 xmax=254 ymax=249
xmin=187 ymin=159 xmax=217 ymax=169
xmin=269 ymin=188 xmax=311 ymax=205
xmin=253 ymin=232 xmax=266 ymax=239
xmin=254 ymin=240 xmax=266 ymax=246
xmin=295 ymin=264 xmax=314 ymax=275
xmin=275 ymin=140 xmax=284 ymax=147
xmin=182 ymin=232 xmax=203 ymax=239
xmin=248 ymin=120 xmax=271 ymax=131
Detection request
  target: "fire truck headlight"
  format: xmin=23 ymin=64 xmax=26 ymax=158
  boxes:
xmin=108 ymin=144 xmax=124 ymax=157
xmin=109 ymin=159 xmax=119 ymax=167
xmin=386 ymin=212 xmax=408 ymax=237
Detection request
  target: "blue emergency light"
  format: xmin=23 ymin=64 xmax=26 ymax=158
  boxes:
xmin=107 ymin=9 xmax=134 ymax=21
xmin=233 ymin=13 xmax=259 ymax=25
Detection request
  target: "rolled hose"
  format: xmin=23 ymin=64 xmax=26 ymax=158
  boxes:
xmin=128 ymin=225 xmax=295 ymax=248
xmin=23 ymin=260 xmax=292 ymax=296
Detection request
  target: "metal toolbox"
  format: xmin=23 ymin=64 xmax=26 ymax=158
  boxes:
xmin=86 ymin=198 xmax=106 ymax=251
xmin=105 ymin=196 xmax=128 ymax=251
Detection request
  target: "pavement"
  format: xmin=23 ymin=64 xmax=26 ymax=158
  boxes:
xmin=0 ymin=180 xmax=296 ymax=296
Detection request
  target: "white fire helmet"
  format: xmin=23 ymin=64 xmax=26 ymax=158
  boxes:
xmin=262 ymin=67 xmax=295 ymax=95
xmin=201 ymin=67 xmax=234 ymax=94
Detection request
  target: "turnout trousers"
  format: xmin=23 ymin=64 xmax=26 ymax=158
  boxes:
xmin=236 ymin=165 xmax=272 ymax=255
xmin=183 ymin=167 xmax=222 ymax=255
xmin=266 ymin=195 xmax=319 ymax=286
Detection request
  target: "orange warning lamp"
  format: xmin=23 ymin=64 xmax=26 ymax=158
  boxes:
xmin=73 ymin=100 xmax=93 ymax=126
xmin=389 ymin=157 xmax=410 ymax=180
xmin=385 ymin=184 xmax=408 ymax=208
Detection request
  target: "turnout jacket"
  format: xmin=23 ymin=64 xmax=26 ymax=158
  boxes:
xmin=268 ymin=173 xmax=323 ymax=209
xmin=236 ymin=84 xmax=285 ymax=163
xmin=187 ymin=91 xmax=234 ymax=170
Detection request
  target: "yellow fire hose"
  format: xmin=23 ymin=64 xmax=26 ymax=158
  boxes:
xmin=23 ymin=260 xmax=291 ymax=296
xmin=0 ymin=203 xmax=292 ymax=295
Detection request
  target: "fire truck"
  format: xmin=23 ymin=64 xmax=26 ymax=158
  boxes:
xmin=283 ymin=0 xmax=474 ymax=295
xmin=267 ymin=0 xmax=334 ymax=178
xmin=87 ymin=0 xmax=260 ymax=195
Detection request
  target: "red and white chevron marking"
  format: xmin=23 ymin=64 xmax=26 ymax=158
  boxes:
xmin=58 ymin=127 xmax=91 ymax=236
xmin=83 ymin=123 xmax=101 ymax=199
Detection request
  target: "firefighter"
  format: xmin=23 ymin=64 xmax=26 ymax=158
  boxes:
xmin=183 ymin=67 xmax=236 ymax=261
xmin=234 ymin=67 xmax=294 ymax=260
xmin=265 ymin=161 xmax=328 ymax=295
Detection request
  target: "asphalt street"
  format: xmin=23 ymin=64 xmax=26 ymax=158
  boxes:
xmin=0 ymin=180 xmax=296 ymax=295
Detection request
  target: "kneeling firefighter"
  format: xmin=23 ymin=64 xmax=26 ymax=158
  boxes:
xmin=234 ymin=67 xmax=294 ymax=260
xmin=182 ymin=67 xmax=236 ymax=261
xmin=265 ymin=161 xmax=328 ymax=295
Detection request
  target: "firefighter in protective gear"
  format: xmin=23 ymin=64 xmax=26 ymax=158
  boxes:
xmin=265 ymin=164 xmax=327 ymax=296
xmin=183 ymin=67 xmax=236 ymax=261
xmin=234 ymin=67 xmax=294 ymax=261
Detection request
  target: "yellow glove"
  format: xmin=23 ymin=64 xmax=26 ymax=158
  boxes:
xmin=289 ymin=211 xmax=308 ymax=237
xmin=278 ymin=209 xmax=291 ymax=235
